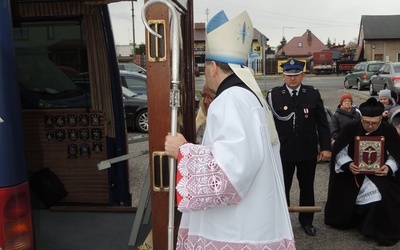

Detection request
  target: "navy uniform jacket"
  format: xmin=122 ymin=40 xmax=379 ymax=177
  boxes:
xmin=267 ymin=84 xmax=331 ymax=161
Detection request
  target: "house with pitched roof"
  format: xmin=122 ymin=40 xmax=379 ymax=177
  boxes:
xmin=275 ymin=29 xmax=329 ymax=73
xmin=359 ymin=15 xmax=400 ymax=62
xmin=276 ymin=29 xmax=329 ymax=60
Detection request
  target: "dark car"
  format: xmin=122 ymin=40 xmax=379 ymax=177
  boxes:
xmin=120 ymin=70 xmax=147 ymax=95
xmin=118 ymin=63 xmax=146 ymax=75
xmin=122 ymin=86 xmax=148 ymax=133
xmin=344 ymin=61 xmax=384 ymax=90
xmin=369 ymin=62 xmax=400 ymax=96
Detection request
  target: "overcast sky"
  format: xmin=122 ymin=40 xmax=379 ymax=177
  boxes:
xmin=109 ymin=0 xmax=400 ymax=48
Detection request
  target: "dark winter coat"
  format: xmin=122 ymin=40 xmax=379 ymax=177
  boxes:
xmin=330 ymin=105 xmax=361 ymax=140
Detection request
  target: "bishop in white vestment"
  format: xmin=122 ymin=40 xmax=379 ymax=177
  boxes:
xmin=165 ymin=10 xmax=295 ymax=250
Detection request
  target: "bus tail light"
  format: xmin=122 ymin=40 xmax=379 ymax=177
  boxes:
xmin=0 ymin=182 xmax=34 ymax=250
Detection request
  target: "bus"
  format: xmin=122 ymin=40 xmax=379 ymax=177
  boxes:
xmin=1 ymin=0 xmax=135 ymax=248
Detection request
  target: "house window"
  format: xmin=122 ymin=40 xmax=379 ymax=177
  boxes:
xmin=374 ymin=54 xmax=384 ymax=61
xmin=47 ymin=26 xmax=54 ymax=40
xmin=298 ymin=42 xmax=303 ymax=47
xmin=254 ymin=46 xmax=260 ymax=52
xmin=397 ymin=53 xmax=400 ymax=62
xmin=14 ymin=27 xmax=29 ymax=40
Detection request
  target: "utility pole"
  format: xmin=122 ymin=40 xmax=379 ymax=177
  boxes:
xmin=282 ymin=26 xmax=294 ymax=39
xmin=131 ymin=0 xmax=136 ymax=64
xmin=205 ymin=8 xmax=210 ymax=24
xmin=281 ymin=27 xmax=293 ymax=55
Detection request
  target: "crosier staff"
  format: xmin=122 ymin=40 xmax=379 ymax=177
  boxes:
xmin=141 ymin=1 xmax=181 ymax=249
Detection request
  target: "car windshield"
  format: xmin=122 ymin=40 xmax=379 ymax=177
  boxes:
xmin=122 ymin=86 xmax=139 ymax=98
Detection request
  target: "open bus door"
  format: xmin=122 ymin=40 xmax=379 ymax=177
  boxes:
xmin=10 ymin=0 xmax=130 ymax=208
xmin=143 ymin=0 xmax=196 ymax=248
xmin=0 ymin=0 xmax=35 ymax=248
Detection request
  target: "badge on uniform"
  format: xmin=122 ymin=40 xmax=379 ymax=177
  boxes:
xmin=93 ymin=142 xmax=102 ymax=154
xmin=55 ymin=129 xmax=65 ymax=141
xmin=92 ymin=128 xmax=102 ymax=140
xmin=67 ymin=115 xmax=77 ymax=126
xmin=55 ymin=115 xmax=65 ymax=127
xmin=80 ymin=143 xmax=90 ymax=157
xmin=79 ymin=114 xmax=89 ymax=126
xmin=91 ymin=114 xmax=101 ymax=126
xmin=45 ymin=129 xmax=54 ymax=142
xmin=80 ymin=128 xmax=89 ymax=141
xmin=304 ymin=108 xmax=309 ymax=118
xmin=68 ymin=129 xmax=78 ymax=141
xmin=44 ymin=115 xmax=54 ymax=127
xmin=67 ymin=144 xmax=78 ymax=159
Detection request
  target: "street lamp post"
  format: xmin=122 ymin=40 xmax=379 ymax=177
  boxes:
xmin=131 ymin=0 xmax=136 ymax=64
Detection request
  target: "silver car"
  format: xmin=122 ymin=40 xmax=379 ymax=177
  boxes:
xmin=369 ymin=62 xmax=400 ymax=96
xmin=118 ymin=63 xmax=146 ymax=75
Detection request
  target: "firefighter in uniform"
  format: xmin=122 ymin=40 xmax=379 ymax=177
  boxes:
xmin=267 ymin=58 xmax=331 ymax=236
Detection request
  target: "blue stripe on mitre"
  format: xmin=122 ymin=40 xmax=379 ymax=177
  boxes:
xmin=204 ymin=54 xmax=246 ymax=65
xmin=206 ymin=10 xmax=228 ymax=33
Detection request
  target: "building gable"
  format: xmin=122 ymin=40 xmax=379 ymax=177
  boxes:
xmin=276 ymin=29 xmax=329 ymax=58
xmin=361 ymin=15 xmax=400 ymax=40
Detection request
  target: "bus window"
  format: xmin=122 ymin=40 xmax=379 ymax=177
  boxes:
xmin=13 ymin=19 xmax=90 ymax=109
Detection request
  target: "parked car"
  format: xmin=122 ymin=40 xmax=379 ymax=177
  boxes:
xmin=120 ymin=70 xmax=147 ymax=94
xmin=118 ymin=63 xmax=146 ymax=75
xmin=344 ymin=61 xmax=384 ymax=90
xmin=122 ymin=86 xmax=148 ymax=133
xmin=369 ymin=62 xmax=400 ymax=96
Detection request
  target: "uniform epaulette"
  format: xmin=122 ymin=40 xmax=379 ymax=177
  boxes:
xmin=269 ymin=86 xmax=280 ymax=93
xmin=303 ymin=84 xmax=318 ymax=91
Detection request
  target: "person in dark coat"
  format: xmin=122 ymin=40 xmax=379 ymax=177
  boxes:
xmin=267 ymin=58 xmax=332 ymax=236
xmin=325 ymin=97 xmax=400 ymax=246
xmin=330 ymin=93 xmax=361 ymax=145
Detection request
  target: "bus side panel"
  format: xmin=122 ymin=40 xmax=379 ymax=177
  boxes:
xmin=0 ymin=0 xmax=27 ymax=186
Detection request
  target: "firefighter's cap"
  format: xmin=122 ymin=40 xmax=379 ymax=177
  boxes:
xmin=281 ymin=58 xmax=305 ymax=75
